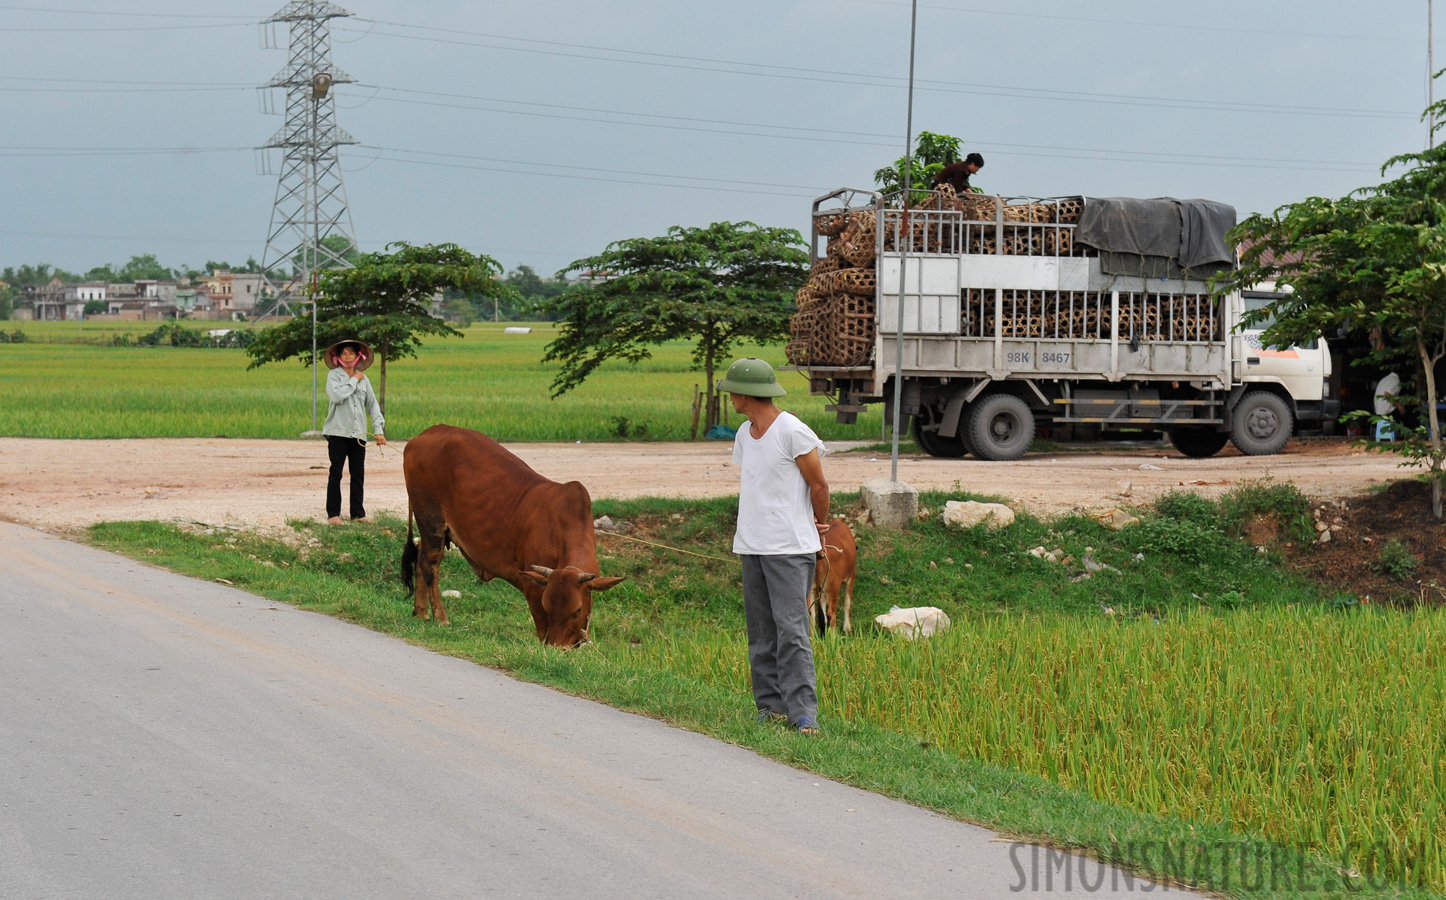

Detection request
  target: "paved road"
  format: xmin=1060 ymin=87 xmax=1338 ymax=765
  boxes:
xmin=0 ymin=522 xmax=1195 ymax=899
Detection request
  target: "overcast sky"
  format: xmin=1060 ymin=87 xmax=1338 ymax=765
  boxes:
xmin=0 ymin=1 xmax=1433 ymax=277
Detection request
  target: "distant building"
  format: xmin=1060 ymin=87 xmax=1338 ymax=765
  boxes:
xmin=28 ymin=278 xmax=82 ymax=320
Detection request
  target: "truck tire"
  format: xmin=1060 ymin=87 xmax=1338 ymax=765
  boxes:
xmin=966 ymin=394 xmax=1035 ymax=461
xmin=911 ymin=414 xmax=968 ymax=458
xmin=1167 ymin=428 xmax=1229 ymax=458
xmin=1230 ymin=391 xmax=1294 ymax=456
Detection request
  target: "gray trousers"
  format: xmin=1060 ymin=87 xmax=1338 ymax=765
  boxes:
xmin=741 ymin=554 xmax=818 ymax=726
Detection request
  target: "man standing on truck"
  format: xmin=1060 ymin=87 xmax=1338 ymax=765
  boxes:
xmin=933 ymin=152 xmax=984 ymax=194
xmin=719 ymin=357 xmax=830 ymax=735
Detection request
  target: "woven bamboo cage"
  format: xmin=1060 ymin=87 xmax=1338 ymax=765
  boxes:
xmin=834 ymin=268 xmax=877 ymax=297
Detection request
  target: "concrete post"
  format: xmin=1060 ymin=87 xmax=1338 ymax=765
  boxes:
xmin=862 ymin=478 xmax=919 ymax=531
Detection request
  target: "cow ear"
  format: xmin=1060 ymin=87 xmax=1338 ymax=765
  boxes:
xmin=521 ymin=569 xmax=549 ymax=586
xmin=584 ymin=576 xmax=626 ymax=592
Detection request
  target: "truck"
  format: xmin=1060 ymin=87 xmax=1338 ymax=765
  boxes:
xmin=786 ymin=187 xmax=1338 ymax=460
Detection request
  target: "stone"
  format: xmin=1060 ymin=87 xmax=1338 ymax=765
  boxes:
xmin=861 ymin=479 xmax=919 ymax=531
xmin=942 ymin=500 xmax=1015 ymax=530
xmin=874 ymin=606 xmax=951 ymax=640
xmin=1089 ymin=507 xmax=1141 ymax=530
xmin=442 ymin=589 xmax=462 ymax=599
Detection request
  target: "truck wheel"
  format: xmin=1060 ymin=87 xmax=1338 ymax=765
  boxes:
xmin=1167 ymin=428 xmax=1229 ymax=458
xmin=911 ymin=414 xmax=968 ymax=458
xmin=966 ymin=394 xmax=1035 ymax=461
xmin=1230 ymin=391 xmax=1294 ymax=456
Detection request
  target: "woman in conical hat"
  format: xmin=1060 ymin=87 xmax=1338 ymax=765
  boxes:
xmin=322 ymin=338 xmax=387 ymax=524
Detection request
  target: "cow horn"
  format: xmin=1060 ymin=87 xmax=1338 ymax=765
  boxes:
xmin=530 ymin=565 xmax=555 ymax=577
xmin=577 ymin=573 xmax=596 ymax=584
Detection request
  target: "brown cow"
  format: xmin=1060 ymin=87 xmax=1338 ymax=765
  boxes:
xmin=400 ymin=424 xmax=624 ymax=646
xmin=809 ymin=519 xmax=857 ymax=634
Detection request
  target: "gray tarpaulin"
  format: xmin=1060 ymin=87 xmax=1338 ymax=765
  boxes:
xmin=1075 ymin=197 xmax=1236 ymax=276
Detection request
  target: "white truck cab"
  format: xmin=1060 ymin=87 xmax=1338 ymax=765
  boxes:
xmin=1238 ymin=283 xmax=1337 ymax=433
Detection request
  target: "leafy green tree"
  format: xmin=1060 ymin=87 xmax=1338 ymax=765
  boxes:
xmin=2 ymin=263 xmax=79 ymax=287
xmin=247 ymin=242 xmax=504 ymax=412
xmin=548 ymin=221 xmax=808 ymax=430
xmin=1227 ymin=103 xmax=1446 ymax=519
xmin=874 ymin=131 xmax=964 ymax=203
xmin=443 ymin=296 xmax=474 ymax=326
xmin=83 ymin=299 xmax=106 ymax=316
xmin=83 ymin=254 xmax=176 ymax=283
xmin=0 ymin=282 xmax=13 ymax=320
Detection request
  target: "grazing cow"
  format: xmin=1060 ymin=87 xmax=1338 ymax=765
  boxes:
xmin=400 ymin=424 xmax=624 ymax=647
xmin=808 ymin=519 xmax=857 ymax=634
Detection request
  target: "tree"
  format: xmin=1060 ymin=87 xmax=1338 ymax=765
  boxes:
xmin=1226 ymin=103 xmax=1446 ymax=519
xmin=874 ymin=131 xmax=964 ymax=203
xmin=547 ymin=221 xmax=808 ymax=430
xmin=498 ymin=264 xmax=569 ymax=321
xmin=2 ymin=263 xmax=79 ymax=287
xmin=0 ymin=282 xmax=13 ymax=320
xmin=85 ymin=254 xmax=175 ymax=283
xmin=83 ymin=299 xmax=106 ymax=316
xmin=443 ymin=296 xmax=474 ymax=327
xmin=246 ymin=242 xmax=504 ymax=412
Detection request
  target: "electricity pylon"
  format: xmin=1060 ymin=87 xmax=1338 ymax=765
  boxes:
xmin=257 ymin=1 xmax=359 ymax=319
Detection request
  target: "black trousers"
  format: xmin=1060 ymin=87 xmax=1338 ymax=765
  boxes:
xmin=326 ymin=435 xmax=367 ymax=519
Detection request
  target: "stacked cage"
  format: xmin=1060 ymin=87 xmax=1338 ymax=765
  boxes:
xmin=961 ymin=289 xmax=1220 ymax=342
xmin=787 ymin=208 xmax=879 ymax=367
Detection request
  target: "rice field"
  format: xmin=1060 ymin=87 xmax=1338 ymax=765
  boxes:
xmin=631 ymin=606 xmax=1446 ymax=890
xmin=0 ymin=321 xmax=885 ymax=441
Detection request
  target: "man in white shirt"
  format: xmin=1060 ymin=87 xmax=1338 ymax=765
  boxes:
xmin=719 ymin=358 xmax=830 ymax=735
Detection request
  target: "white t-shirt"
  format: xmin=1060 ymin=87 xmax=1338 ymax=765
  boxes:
xmin=731 ymin=412 xmax=825 ymax=555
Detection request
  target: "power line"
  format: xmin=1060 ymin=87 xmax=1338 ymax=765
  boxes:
xmin=0 ymin=22 xmax=249 ymax=33
xmin=0 ymin=146 xmax=249 ymax=156
xmin=835 ymin=0 xmax=1412 ymax=44
xmin=336 ymin=20 xmax=1416 ymax=121
xmin=0 ymin=5 xmax=252 ymax=18
xmin=360 ymin=145 xmax=826 ymax=191
xmin=0 ymin=75 xmax=252 ymax=87
xmin=356 ymin=150 xmax=820 ymax=199
xmin=350 ymin=84 xmax=1376 ymax=172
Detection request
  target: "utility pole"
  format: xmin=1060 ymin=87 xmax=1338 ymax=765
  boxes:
xmin=1431 ymin=0 xmax=1436 ymax=148
xmin=256 ymin=1 xmax=360 ymax=435
xmin=890 ymin=0 xmax=919 ymax=484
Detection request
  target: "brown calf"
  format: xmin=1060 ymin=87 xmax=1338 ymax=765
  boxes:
xmin=809 ymin=519 xmax=857 ymax=634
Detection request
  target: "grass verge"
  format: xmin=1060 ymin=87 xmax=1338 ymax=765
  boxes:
xmin=88 ymin=486 xmax=1444 ymax=898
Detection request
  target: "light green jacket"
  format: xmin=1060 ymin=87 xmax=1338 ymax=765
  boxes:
xmin=323 ymin=367 xmax=385 ymax=440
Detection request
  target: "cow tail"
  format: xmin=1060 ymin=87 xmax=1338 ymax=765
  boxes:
xmin=401 ymin=502 xmax=418 ymax=594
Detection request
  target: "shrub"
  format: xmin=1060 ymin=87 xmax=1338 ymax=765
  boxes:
xmin=1137 ymin=516 xmax=1226 ymax=562
xmin=1370 ymin=540 xmax=1418 ymax=581
xmin=1153 ymin=491 xmax=1219 ymax=528
xmin=1219 ymin=479 xmax=1314 ymax=544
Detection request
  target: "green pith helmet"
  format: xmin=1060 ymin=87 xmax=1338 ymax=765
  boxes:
xmin=717 ymin=357 xmax=786 ymax=398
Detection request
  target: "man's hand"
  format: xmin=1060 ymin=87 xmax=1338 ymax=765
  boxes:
xmin=375 ymin=434 xmax=387 ymax=446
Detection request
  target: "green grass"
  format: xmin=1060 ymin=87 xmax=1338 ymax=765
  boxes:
xmin=87 ymin=486 xmax=1446 ymax=898
xmin=0 ymin=321 xmax=885 ymax=441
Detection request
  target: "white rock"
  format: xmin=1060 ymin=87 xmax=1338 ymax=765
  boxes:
xmin=442 ymin=589 xmax=462 ymax=599
xmin=942 ymin=500 xmax=1015 ymax=530
xmin=874 ymin=606 xmax=951 ymax=640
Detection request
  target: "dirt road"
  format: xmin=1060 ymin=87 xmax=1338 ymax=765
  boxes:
xmin=0 ymin=436 xmax=1407 ymax=535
